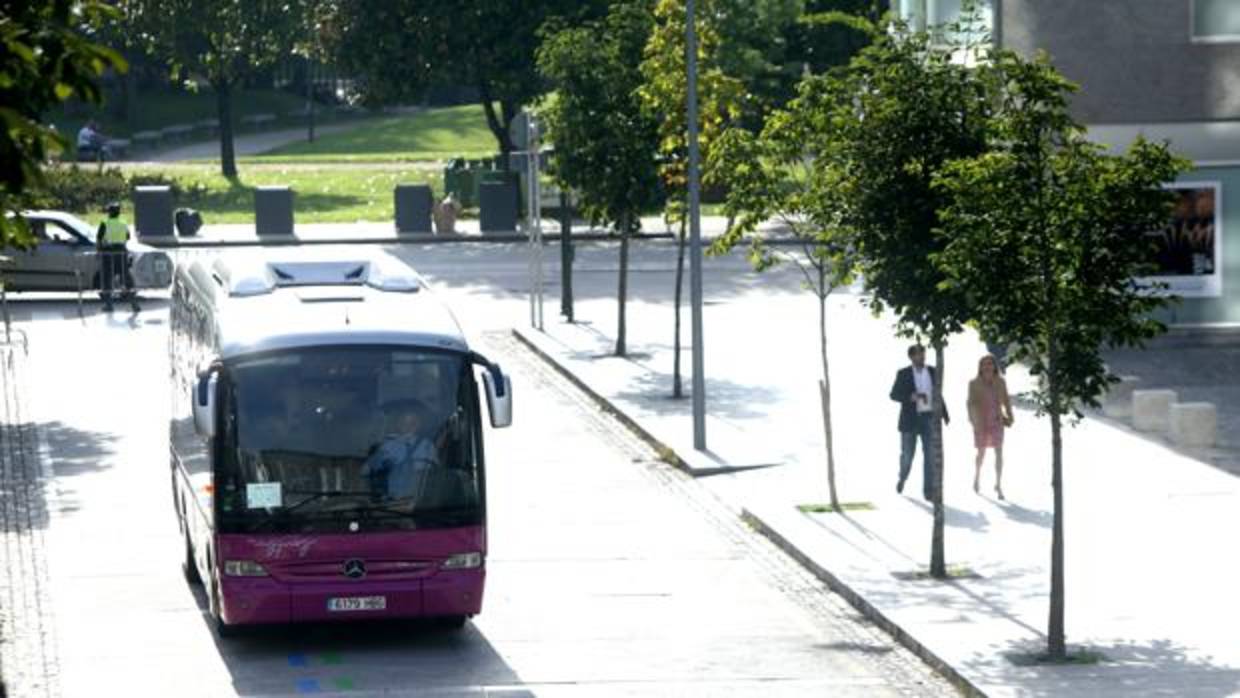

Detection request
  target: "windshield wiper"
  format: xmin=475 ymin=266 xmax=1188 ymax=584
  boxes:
xmin=283 ymin=489 xmax=372 ymax=514
xmin=249 ymin=489 xmax=371 ymax=532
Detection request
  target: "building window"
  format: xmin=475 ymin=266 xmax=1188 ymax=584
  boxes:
xmin=1193 ymin=0 xmax=1240 ymax=42
xmin=897 ymin=0 xmax=992 ymax=44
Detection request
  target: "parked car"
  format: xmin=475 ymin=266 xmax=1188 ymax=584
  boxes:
xmin=0 ymin=210 xmax=173 ymax=293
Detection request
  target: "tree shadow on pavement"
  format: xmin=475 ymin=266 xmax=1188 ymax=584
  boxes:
xmin=966 ymin=637 xmax=1240 ymax=697
xmin=0 ymin=418 xmax=119 ymax=533
xmin=615 ymin=368 xmax=781 ymax=422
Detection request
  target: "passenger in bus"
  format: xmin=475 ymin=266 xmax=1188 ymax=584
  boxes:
xmin=362 ymin=399 xmax=440 ymax=500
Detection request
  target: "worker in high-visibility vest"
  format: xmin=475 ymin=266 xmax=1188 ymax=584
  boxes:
xmin=95 ymin=202 xmax=138 ymax=313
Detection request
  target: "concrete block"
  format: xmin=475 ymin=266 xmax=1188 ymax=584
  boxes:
xmin=394 ymin=184 xmax=432 ymax=233
xmin=132 ymin=185 xmax=174 ymax=238
xmin=1170 ymin=402 xmax=1216 ymax=448
xmin=1102 ymin=375 xmax=1141 ymax=418
xmin=255 ymin=186 xmax=294 ymax=236
xmin=1132 ymin=389 xmax=1177 ymax=432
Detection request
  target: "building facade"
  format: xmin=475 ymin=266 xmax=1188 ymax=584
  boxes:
xmin=900 ymin=0 xmax=1240 ymax=325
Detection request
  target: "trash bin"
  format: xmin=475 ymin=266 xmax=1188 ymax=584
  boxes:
xmin=394 ymin=184 xmax=432 ymax=234
xmin=255 ymin=185 xmax=294 ymax=236
xmin=133 ymin=185 xmax=174 ymax=239
xmin=479 ymin=179 xmax=519 ymax=234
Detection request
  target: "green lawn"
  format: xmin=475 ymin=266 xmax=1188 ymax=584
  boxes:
xmin=53 ymin=88 xmax=312 ymax=138
xmin=109 ymin=163 xmax=443 ymax=224
xmin=249 ymin=104 xmax=498 ymax=163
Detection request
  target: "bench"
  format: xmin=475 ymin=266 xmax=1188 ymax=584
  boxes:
xmin=241 ymin=113 xmax=277 ymax=128
xmin=104 ymin=138 xmax=130 ymax=159
xmin=131 ymin=130 xmax=162 ymax=150
xmin=160 ymin=124 xmax=195 ymax=141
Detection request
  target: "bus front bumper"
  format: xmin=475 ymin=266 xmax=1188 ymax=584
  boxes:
xmin=218 ymin=569 xmax=485 ymax=626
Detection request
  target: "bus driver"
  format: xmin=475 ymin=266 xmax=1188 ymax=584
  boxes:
xmin=363 ymin=399 xmax=440 ymax=500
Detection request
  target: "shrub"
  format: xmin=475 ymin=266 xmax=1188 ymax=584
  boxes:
xmin=29 ymin=165 xmax=128 ymax=213
xmin=27 ymin=166 xmax=210 ymax=213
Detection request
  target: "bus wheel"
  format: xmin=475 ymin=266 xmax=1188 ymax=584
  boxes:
xmin=210 ymin=576 xmax=238 ymax=638
xmin=181 ymin=532 xmax=201 ymax=585
xmin=436 ymin=615 xmax=468 ymax=630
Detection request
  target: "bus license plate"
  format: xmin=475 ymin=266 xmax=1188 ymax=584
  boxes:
xmin=327 ymin=596 xmax=386 ymax=612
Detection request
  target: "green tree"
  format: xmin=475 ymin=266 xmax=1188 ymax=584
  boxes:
xmin=537 ymin=1 xmax=663 ymax=356
xmin=710 ymin=70 xmax=858 ymax=509
xmin=933 ymin=51 xmax=1187 ymax=660
xmin=832 ymin=17 xmax=993 ymax=577
xmin=638 ymin=0 xmax=743 ymax=395
xmin=122 ymin=0 xmax=308 ymax=177
xmin=789 ymin=0 xmax=885 ymax=76
xmin=327 ymin=0 xmax=605 ymax=164
xmin=1 ymin=0 xmax=125 ymax=250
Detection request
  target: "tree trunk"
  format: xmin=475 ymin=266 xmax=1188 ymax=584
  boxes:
xmin=215 ymin=80 xmax=237 ymax=178
xmin=306 ymin=57 xmax=316 ymax=143
xmin=478 ymin=81 xmax=515 ymax=165
xmin=123 ymin=54 xmax=138 ymax=127
xmin=930 ymin=342 xmax=947 ymax=578
xmin=560 ymin=190 xmax=574 ymax=322
xmin=615 ymin=216 xmax=630 ymax=357
xmin=1047 ymin=368 xmax=1067 ymax=659
xmin=672 ymin=217 xmax=687 ymax=398
xmin=818 ymin=276 xmax=839 ymax=509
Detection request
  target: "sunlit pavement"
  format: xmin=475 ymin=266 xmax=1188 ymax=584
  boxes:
xmin=1 ymin=241 xmax=956 ymax=696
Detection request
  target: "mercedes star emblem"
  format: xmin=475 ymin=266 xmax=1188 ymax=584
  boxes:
xmin=342 ymin=559 xmax=366 ymax=579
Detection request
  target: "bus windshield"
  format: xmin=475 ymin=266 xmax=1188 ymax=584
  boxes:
xmin=214 ymin=346 xmax=482 ymax=534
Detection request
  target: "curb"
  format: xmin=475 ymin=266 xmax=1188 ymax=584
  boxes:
xmin=740 ymin=508 xmax=987 ymax=698
xmin=144 ymin=231 xmax=677 ymax=249
xmin=510 ymin=328 xmax=696 ymax=475
xmin=511 ymin=325 xmax=987 ymax=697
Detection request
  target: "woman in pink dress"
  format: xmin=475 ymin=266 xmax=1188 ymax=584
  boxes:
xmin=967 ymin=354 xmax=1014 ymax=499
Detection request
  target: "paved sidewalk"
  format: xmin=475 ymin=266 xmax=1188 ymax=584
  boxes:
xmin=513 ymin=290 xmax=1240 ymax=697
xmin=0 ymin=345 xmax=59 ymax=698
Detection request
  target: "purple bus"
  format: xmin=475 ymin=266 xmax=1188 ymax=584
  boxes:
xmin=169 ymin=254 xmax=511 ymax=636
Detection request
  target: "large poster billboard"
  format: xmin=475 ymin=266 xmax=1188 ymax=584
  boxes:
xmin=1142 ymin=183 xmax=1221 ymax=297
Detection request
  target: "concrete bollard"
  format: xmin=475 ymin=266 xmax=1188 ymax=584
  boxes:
xmin=1102 ymin=376 xmax=1141 ymax=418
xmin=1132 ymin=389 xmax=1177 ymax=432
xmin=1169 ymin=402 xmax=1217 ymax=448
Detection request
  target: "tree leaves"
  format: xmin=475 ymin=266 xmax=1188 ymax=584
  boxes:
xmin=1 ymin=0 xmax=124 ymax=251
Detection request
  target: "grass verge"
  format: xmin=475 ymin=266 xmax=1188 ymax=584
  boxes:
xmin=890 ymin=564 xmax=981 ymax=581
xmin=797 ymin=502 xmax=876 ymax=513
xmin=1005 ymin=649 xmax=1107 ymax=666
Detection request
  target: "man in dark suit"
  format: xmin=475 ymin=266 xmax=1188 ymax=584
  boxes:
xmin=890 ymin=344 xmax=949 ymax=500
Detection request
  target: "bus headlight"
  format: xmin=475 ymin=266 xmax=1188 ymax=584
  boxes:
xmin=441 ymin=552 xmax=482 ymax=570
xmin=223 ymin=560 xmax=269 ymax=577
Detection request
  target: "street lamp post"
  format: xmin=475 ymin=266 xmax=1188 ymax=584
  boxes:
xmin=686 ymin=0 xmax=707 ymax=450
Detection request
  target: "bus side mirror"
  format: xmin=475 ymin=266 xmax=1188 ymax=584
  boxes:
xmin=193 ymin=370 xmax=218 ymax=438
xmin=481 ymin=364 xmax=512 ymax=428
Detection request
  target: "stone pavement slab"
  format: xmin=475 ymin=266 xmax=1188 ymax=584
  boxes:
xmin=514 ymin=289 xmax=1240 ymax=698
